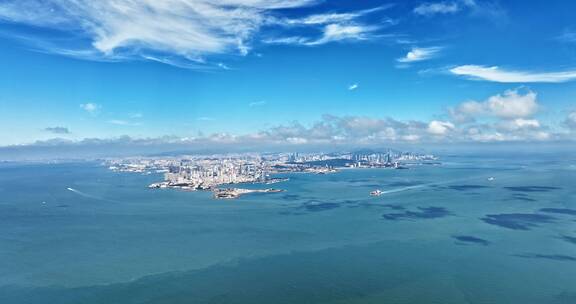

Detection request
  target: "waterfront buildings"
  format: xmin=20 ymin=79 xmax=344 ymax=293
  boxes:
xmin=106 ymin=150 xmax=437 ymax=192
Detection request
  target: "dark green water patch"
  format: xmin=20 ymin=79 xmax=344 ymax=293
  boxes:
xmin=513 ymin=254 xmax=576 ymax=262
xmin=447 ymin=185 xmax=490 ymax=191
xmin=481 ymin=213 xmax=556 ymax=230
xmin=0 ymin=243 xmax=427 ymax=304
xmin=559 ymin=235 xmax=576 ymax=245
xmin=452 ymin=235 xmax=490 ymax=246
xmin=504 ymin=186 xmax=561 ymax=193
xmin=382 ymin=207 xmax=451 ymax=221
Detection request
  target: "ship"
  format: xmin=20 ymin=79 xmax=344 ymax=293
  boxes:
xmin=370 ymin=189 xmax=383 ymax=196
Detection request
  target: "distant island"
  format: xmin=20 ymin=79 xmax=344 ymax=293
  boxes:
xmin=105 ymin=150 xmax=438 ymax=199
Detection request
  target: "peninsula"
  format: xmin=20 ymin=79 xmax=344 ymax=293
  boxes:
xmin=105 ymin=150 xmax=437 ymax=199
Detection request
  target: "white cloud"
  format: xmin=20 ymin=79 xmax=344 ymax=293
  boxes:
xmin=0 ymin=0 xmax=292 ymax=57
xmin=277 ymin=5 xmax=393 ymax=26
xmin=0 ymin=1 xmax=391 ymax=67
xmin=197 ymin=116 xmax=214 ymax=121
xmin=80 ymin=103 xmax=101 ymax=114
xmin=249 ymin=100 xmax=267 ymax=107
xmin=450 ymin=65 xmax=576 ymax=83
xmin=486 ymin=89 xmax=538 ymax=118
xmin=565 ymin=111 xmax=576 ymax=130
xmin=292 ymin=13 xmax=361 ymax=25
xmin=413 ymin=0 xmax=486 ymax=17
xmin=348 ymin=83 xmax=359 ymax=91
xmin=264 ymin=4 xmax=393 ymax=46
xmin=44 ymin=127 xmax=70 ymax=134
xmin=556 ymin=29 xmax=576 ymax=43
xmin=286 ymin=137 xmax=308 ymax=144
xmin=449 ymin=100 xmax=484 ymax=122
xmin=5 ymin=110 xmax=573 ymax=156
xmin=217 ymin=63 xmax=231 ymax=70
xmin=427 ymin=120 xmax=454 ymax=135
xmin=414 ymin=2 xmax=461 ymax=16
xmin=307 ymin=24 xmax=378 ymax=45
xmin=450 ymin=88 xmax=538 ymax=121
xmin=397 ymin=47 xmax=443 ymax=63
xmin=496 ymin=118 xmax=540 ymax=131
xmin=262 ymin=36 xmax=311 ymax=45
xmin=107 ymin=119 xmax=141 ymax=126
xmin=445 ymin=89 xmax=553 ymax=142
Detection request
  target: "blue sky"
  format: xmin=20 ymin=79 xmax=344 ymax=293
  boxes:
xmin=1 ymin=0 xmax=576 ymax=151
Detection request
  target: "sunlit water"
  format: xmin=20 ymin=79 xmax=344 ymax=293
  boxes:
xmin=1 ymin=153 xmax=575 ymax=303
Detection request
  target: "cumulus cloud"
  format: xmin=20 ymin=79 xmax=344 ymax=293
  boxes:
xmin=0 ymin=1 xmax=391 ymax=67
xmin=565 ymin=111 xmax=576 ymax=130
xmin=44 ymin=127 xmax=70 ymax=134
xmin=446 ymin=88 xmax=553 ymax=142
xmin=2 ymin=107 xmax=573 ymax=160
xmin=450 ymin=65 xmax=576 ymax=83
xmin=496 ymin=119 xmax=541 ymax=132
xmin=449 ymin=88 xmax=538 ymax=121
xmin=348 ymin=83 xmax=359 ymax=91
xmin=80 ymin=103 xmax=101 ymax=114
xmin=486 ymin=89 xmax=538 ymax=118
xmin=427 ymin=120 xmax=455 ymax=135
xmin=448 ymin=100 xmax=485 ymax=122
xmin=397 ymin=46 xmax=443 ymax=63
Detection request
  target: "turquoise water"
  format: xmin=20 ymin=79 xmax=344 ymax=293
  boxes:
xmin=0 ymin=154 xmax=575 ymax=303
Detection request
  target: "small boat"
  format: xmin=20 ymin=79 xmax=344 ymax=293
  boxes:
xmin=370 ymin=189 xmax=383 ymax=196
xmin=487 ymin=177 xmax=495 ymax=181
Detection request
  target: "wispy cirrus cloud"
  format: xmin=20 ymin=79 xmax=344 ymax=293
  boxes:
xmin=263 ymin=24 xmax=385 ymax=46
xmin=272 ymin=5 xmax=394 ymax=26
xmin=450 ymin=65 xmax=576 ymax=83
xmin=397 ymin=46 xmax=443 ymax=63
xmin=307 ymin=24 xmax=379 ymax=45
xmin=262 ymin=5 xmax=395 ymax=46
xmin=413 ymin=0 xmax=506 ymax=23
xmin=249 ymin=100 xmax=267 ymax=107
xmin=107 ymin=120 xmax=141 ymax=126
xmin=414 ymin=1 xmax=462 ymax=16
xmin=556 ymin=29 xmax=576 ymax=43
xmin=0 ymin=1 xmax=392 ymax=68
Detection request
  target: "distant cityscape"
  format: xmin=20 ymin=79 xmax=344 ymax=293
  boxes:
xmin=106 ymin=150 xmax=438 ymax=199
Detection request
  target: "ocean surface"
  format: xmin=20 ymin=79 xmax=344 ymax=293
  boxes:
xmin=1 ymin=153 xmax=575 ymax=303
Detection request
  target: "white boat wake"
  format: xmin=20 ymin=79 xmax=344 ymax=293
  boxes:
xmin=66 ymin=187 xmax=117 ymax=202
xmin=378 ymin=174 xmax=502 ymax=196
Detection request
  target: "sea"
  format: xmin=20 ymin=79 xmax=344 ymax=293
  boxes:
xmin=0 ymin=153 xmax=575 ymax=303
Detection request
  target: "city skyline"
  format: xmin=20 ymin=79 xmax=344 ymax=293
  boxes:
xmin=1 ymin=0 xmax=576 ymax=154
